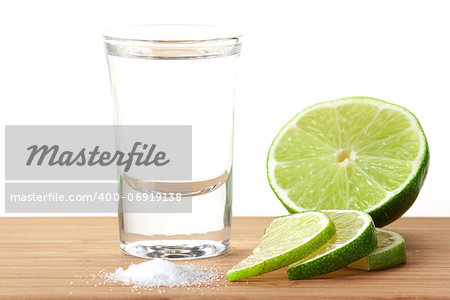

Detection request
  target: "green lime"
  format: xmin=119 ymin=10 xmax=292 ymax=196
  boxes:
xmin=267 ymin=97 xmax=429 ymax=227
xmin=287 ymin=210 xmax=376 ymax=280
xmin=227 ymin=211 xmax=336 ymax=281
xmin=348 ymin=228 xmax=406 ymax=270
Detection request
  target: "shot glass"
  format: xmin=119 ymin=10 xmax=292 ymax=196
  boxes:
xmin=103 ymin=25 xmax=242 ymax=259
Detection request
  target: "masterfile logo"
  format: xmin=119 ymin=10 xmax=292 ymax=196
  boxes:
xmin=26 ymin=142 xmax=170 ymax=172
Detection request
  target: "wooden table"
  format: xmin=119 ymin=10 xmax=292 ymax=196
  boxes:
xmin=1 ymin=217 xmax=449 ymax=299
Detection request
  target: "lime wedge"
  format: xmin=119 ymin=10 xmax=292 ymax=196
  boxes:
xmin=267 ymin=97 xmax=429 ymax=227
xmin=348 ymin=228 xmax=406 ymax=270
xmin=227 ymin=211 xmax=336 ymax=281
xmin=287 ymin=210 xmax=376 ymax=280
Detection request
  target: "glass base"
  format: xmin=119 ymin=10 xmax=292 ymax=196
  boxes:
xmin=120 ymin=239 xmax=230 ymax=260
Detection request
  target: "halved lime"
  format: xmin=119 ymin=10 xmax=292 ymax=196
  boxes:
xmin=267 ymin=97 xmax=429 ymax=227
xmin=348 ymin=228 xmax=406 ymax=270
xmin=227 ymin=211 xmax=335 ymax=281
xmin=287 ymin=210 xmax=376 ymax=280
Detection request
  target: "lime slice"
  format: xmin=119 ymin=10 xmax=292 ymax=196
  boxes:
xmin=267 ymin=97 xmax=429 ymax=227
xmin=227 ymin=211 xmax=336 ymax=281
xmin=287 ymin=210 xmax=376 ymax=280
xmin=348 ymin=228 xmax=406 ymax=270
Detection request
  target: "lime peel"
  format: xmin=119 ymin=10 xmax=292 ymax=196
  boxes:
xmin=348 ymin=228 xmax=406 ymax=270
xmin=287 ymin=210 xmax=377 ymax=280
xmin=227 ymin=211 xmax=336 ymax=281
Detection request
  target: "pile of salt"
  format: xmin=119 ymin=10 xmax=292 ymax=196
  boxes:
xmin=106 ymin=258 xmax=220 ymax=288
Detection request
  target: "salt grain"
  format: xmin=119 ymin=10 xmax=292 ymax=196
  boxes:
xmin=105 ymin=258 xmax=219 ymax=288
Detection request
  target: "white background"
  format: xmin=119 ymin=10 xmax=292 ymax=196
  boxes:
xmin=1 ymin=0 xmax=449 ymax=217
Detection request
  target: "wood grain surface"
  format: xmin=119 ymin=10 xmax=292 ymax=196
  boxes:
xmin=0 ymin=217 xmax=449 ymax=299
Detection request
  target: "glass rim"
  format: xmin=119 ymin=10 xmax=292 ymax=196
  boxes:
xmin=103 ymin=24 xmax=243 ymax=44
